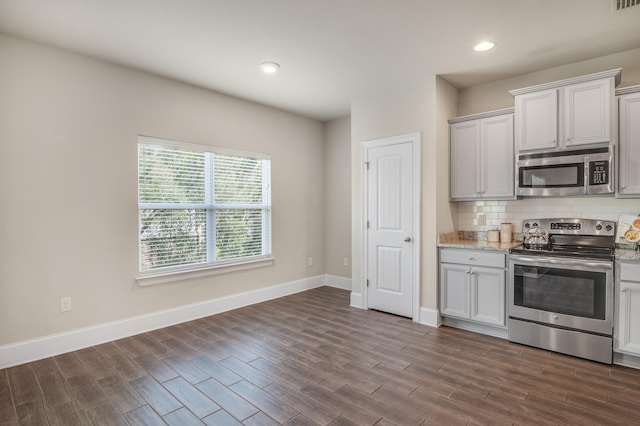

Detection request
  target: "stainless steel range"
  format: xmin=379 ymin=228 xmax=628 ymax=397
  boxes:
xmin=509 ymin=218 xmax=616 ymax=364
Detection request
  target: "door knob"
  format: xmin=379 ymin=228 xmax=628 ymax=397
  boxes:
xmin=404 ymin=236 xmax=412 ymax=242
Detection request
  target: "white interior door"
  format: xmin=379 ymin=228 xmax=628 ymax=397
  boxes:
xmin=364 ymin=135 xmax=418 ymax=318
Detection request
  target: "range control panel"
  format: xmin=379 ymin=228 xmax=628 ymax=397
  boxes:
xmin=522 ymin=218 xmax=616 ymax=236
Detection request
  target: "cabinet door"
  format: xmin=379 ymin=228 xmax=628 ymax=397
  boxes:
xmin=470 ymin=266 xmax=505 ymax=326
xmin=563 ymin=79 xmax=611 ymax=147
xmin=480 ymin=114 xmax=514 ymax=199
xmin=440 ymin=263 xmax=469 ymax=319
xmin=450 ymin=121 xmax=480 ymax=199
xmin=618 ymin=92 xmax=640 ymax=196
xmin=616 ymin=281 xmax=640 ymax=355
xmin=514 ymin=89 xmax=557 ymax=152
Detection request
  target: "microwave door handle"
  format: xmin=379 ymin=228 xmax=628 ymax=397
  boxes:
xmin=584 ymin=160 xmax=589 ymax=195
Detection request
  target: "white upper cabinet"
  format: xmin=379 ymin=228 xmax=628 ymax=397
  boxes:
xmin=449 ymin=110 xmax=514 ymax=200
xmin=511 ymin=69 xmax=620 ymax=153
xmin=563 ymin=79 xmax=612 ymax=147
xmin=514 ymin=89 xmax=558 ymax=151
xmin=450 ymin=120 xmax=480 ymax=199
xmin=617 ymin=86 xmax=640 ymax=197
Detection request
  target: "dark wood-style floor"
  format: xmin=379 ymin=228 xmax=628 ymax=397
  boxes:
xmin=2 ymin=286 xmax=640 ymax=425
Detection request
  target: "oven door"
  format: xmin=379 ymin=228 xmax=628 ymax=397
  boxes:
xmin=509 ymin=255 xmax=613 ymax=335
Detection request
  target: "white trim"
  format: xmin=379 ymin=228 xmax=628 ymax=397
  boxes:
xmin=324 ymin=274 xmax=352 ymax=290
xmin=0 ymin=274 xmax=344 ymax=369
xmin=137 ymin=256 xmax=275 ymax=286
xmin=614 ymin=352 xmax=640 ymax=370
xmin=419 ymin=307 xmax=441 ymax=328
xmin=447 ymin=108 xmax=515 ymax=124
xmin=616 ymin=85 xmax=640 ymax=96
xmin=362 ymin=132 xmax=421 ymax=321
xmin=138 ymin=134 xmax=271 ymax=160
xmin=350 ymin=292 xmax=364 ymax=309
xmin=509 ymin=68 xmax=621 ymax=96
xmin=440 ymin=317 xmax=509 ymax=340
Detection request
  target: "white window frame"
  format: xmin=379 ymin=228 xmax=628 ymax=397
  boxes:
xmin=136 ymin=135 xmax=274 ymax=286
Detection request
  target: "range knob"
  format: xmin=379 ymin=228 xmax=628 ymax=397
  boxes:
xmin=524 ymin=223 xmax=531 ymax=229
xmin=605 ymin=225 xmax=613 ymax=232
xmin=596 ymin=224 xmax=603 ymax=231
xmin=532 ymin=223 xmax=538 ymax=227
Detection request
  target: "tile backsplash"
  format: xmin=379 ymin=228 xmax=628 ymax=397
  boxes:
xmin=458 ymin=197 xmax=640 ymax=234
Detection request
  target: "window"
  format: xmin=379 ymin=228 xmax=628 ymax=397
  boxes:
xmin=137 ymin=136 xmax=271 ymax=280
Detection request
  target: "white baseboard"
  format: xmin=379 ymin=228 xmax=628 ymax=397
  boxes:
xmin=441 ymin=316 xmax=509 ymax=340
xmin=0 ymin=274 xmax=341 ymax=369
xmin=350 ymin=292 xmax=363 ymax=309
xmin=419 ymin=307 xmax=441 ymax=328
xmin=614 ymin=351 xmax=640 ymax=370
xmin=324 ymin=274 xmax=352 ymax=290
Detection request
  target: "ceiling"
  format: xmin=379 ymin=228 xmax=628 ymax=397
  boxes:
xmin=1 ymin=0 xmax=639 ymax=121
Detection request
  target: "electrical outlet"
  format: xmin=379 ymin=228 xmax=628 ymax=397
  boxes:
xmin=60 ymin=297 xmax=72 ymax=313
xmin=307 ymin=257 xmax=313 ymax=266
xmin=343 ymin=257 xmax=349 ymax=266
xmin=477 ymin=214 xmax=486 ymax=226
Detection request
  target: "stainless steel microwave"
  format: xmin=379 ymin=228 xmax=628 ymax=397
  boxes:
xmin=516 ymin=146 xmax=614 ymax=197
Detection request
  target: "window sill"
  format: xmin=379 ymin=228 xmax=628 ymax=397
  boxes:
xmin=136 ymin=256 xmax=275 ymax=287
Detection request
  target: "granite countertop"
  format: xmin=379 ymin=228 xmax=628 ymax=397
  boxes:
xmin=616 ymin=247 xmax=640 ymax=262
xmin=439 ymin=231 xmax=640 ymax=261
xmin=438 ymin=231 xmax=522 ymax=252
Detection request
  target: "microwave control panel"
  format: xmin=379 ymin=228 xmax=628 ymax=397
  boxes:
xmin=589 ymin=160 xmax=609 ymax=185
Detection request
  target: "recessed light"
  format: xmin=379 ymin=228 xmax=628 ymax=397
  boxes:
xmin=474 ymin=41 xmax=495 ymax=52
xmin=260 ymin=62 xmax=280 ymax=74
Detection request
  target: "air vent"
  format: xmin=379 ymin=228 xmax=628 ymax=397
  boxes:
xmin=613 ymin=0 xmax=640 ymax=11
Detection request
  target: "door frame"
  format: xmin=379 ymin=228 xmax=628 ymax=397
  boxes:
xmin=361 ymin=132 xmax=421 ymax=321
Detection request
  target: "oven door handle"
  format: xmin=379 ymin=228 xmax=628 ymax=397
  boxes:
xmin=509 ymin=255 xmax=613 ymax=270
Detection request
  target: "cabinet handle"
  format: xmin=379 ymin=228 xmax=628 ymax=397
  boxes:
xmin=621 ymin=288 xmax=629 ymax=293
xmin=468 ymin=256 xmax=475 ymax=261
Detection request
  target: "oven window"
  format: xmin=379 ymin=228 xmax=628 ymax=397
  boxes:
xmin=519 ymin=163 xmax=584 ymax=188
xmin=513 ymin=265 xmax=605 ymax=319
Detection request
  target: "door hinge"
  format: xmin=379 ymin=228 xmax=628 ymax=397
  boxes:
xmin=367 ymin=221 xmax=370 ymax=229
xmin=364 ymin=161 xmax=370 ymax=170
xmin=366 ymin=279 xmax=369 ymax=287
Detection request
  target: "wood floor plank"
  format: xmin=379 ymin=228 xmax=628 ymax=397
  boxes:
xmin=334 ymin=384 xmax=425 ymax=425
xmin=262 ymin=382 xmax=338 ymax=425
xmin=163 ymin=376 xmax=220 ymax=418
xmin=84 ymin=402 xmax=129 ymax=426
xmin=7 ymin=365 xmax=41 ymax=407
xmin=97 ymin=374 xmax=146 ymax=414
xmin=196 ymin=378 xmax=259 ymax=422
xmin=229 ymin=380 xmax=299 ymax=423
xmin=130 ymin=375 xmax=182 ymax=416
xmin=134 ymin=353 xmax=179 ymax=383
xmin=44 ymin=400 xmax=90 ymax=425
xmin=74 ymin=347 xmax=114 ymax=381
xmin=192 ymin=356 xmax=242 ymax=387
xmin=163 ymin=406 xmax=205 ymax=425
xmin=13 ymin=399 xmax=48 ymax=426
xmin=219 ymin=356 xmax=272 ymax=389
xmin=0 ymin=370 xmax=16 ymax=424
xmin=35 ymin=370 xmax=72 ymax=408
xmin=124 ymin=404 xmax=166 ymax=426
xmin=201 ymin=409 xmax=243 ymax=426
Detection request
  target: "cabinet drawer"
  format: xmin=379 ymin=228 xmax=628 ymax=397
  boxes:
xmin=620 ymin=262 xmax=640 ymax=282
xmin=440 ymin=248 xmax=505 ymax=268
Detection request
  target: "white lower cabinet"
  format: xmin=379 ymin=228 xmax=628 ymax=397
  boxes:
xmin=439 ymin=248 xmax=506 ymax=328
xmin=615 ymin=262 xmax=640 ymax=355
